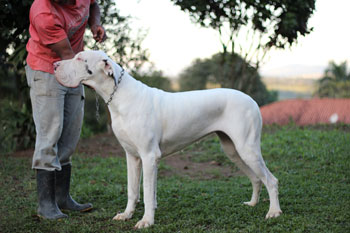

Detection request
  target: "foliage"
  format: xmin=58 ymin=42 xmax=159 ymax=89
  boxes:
xmin=84 ymin=0 xmax=149 ymax=72
xmin=315 ymin=81 xmax=350 ymax=98
xmin=172 ymin=0 xmax=315 ymax=105
xmin=133 ymin=70 xmax=173 ymax=92
xmin=314 ymin=61 xmax=350 ymax=98
xmin=0 ymin=101 xmax=35 ymax=155
xmin=0 ymin=0 xmax=32 ymax=106
xmin=179 ymin=58 xmax=214 ymax=91
xmin=1 ymin=126 xmax=350 ymax=232
xmin=179 ymin=53 xmax=277 ymax=106
xmin=0 ymin=0 xmax=32 ymax=66
xmin=82 ymin=87 xmax=110 ymax=135
xmin=170 ymin=0 xmax=316 ymax=50
xmin=80 ymin=120 xmax=94 ymax=139
xmin=323 ymin=61 xmax=350 ymax=81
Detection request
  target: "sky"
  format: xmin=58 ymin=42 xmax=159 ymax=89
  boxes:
xmin=115 ymin=0 xmax=350 ymax=78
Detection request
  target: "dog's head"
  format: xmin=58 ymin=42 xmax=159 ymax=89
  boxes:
xmin=54 ymin=50 xmax=119 ymax=88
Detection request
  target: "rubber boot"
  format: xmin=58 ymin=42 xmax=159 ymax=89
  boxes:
xmin=55 ymin=164 xmax=93 ymax=212
xmin=36 ymin=169 xmax=68 ymax=219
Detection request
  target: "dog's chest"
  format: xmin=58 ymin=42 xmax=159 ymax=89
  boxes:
xmin=112 ymin=125 xmax=139 ymax=155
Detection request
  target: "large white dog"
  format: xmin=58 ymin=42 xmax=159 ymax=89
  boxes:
xmin=54 ymin=50 xmax=282 ymax=229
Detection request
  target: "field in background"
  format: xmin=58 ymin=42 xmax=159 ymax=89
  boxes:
xmin=262 ymin=77 xmax=317 ymax=100
xmin=171 ymin=76 xmax=318 ymax=100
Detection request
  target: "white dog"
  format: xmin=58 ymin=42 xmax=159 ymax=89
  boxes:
xmin=54 ymin=50 xmax=282 ymax=229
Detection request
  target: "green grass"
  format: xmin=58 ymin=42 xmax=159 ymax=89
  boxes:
xmin=1 ymin=126 xmax=350 ymax=232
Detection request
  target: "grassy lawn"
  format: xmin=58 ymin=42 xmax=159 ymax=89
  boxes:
xmin=1 ymin=126 xmax=349 ymax=232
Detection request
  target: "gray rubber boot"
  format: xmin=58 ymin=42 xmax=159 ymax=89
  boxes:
xmin=55 ymin=164 xmax=93 ymax=212
xmin=36 ymin=169 xmax=67 ymax=219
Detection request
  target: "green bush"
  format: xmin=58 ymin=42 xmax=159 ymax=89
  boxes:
xmin=133 ymin=70 xmax=173 ymax=92
xmin=0 ymin=100 xmax=35 ymax=154
xmin=314 ymin=80 xmax=350 ymax=98
xmin=314 ymin=61 xmax=350 ymax=98
xmin=80 ymin=120 xmax=94 ymax=139
xmin=179 ymin=53 xmax=278 ymax=106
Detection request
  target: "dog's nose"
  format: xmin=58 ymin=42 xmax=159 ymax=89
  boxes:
xmin=53 ymin=62 xmax=60 ymax=71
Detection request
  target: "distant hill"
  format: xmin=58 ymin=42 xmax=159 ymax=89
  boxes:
xmin=260 ymin=64 xmax=325 ymax=79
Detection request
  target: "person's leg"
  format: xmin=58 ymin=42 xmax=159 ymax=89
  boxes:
xmin=36 ymin=170 xmax=67 ymax=219
xmin=26 ymin=65 xmax=67 ymax=219
xmin=28 ymin=67 xmax=65 ymax=171
xmin=55 ymin=85 xmax=92 ymax=211
xmin=57 ymin=85 xmax=84 ymax=167
xmin=55 ymin=164 xmax=93 ymax=211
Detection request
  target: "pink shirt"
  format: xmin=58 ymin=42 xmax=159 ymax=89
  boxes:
xmin=26 ymin=0 xmax=95 ymax=74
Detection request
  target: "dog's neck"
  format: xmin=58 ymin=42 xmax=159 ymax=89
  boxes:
xmin=94 ymin=70 xmax=148 ymax=114
xmin=90 ymin=73 xmax=117 ymax=103
xmin=89 ymin=62 xmax=126 ymax=104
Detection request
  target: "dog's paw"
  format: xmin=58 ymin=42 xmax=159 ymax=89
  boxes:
xmin=265 ymin=209 xmax=282 ymax=219
xmin=243 ymin=201 xmax=258 ymax=207
xmin=134 ymin=218 xmax=154 ymax=229
xmin=112 ymin=212 xmax=133 ymax=221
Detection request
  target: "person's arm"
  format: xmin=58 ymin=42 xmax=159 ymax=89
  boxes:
xmin=32 ymin=12 xmax=74 ymax=60
xmin=88 ymin=2 xmax=106 ymax=42
xmin=48 ymin=38 xmax=75 ymax=60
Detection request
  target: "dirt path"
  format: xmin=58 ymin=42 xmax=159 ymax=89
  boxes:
xmin=11 ymin=133 xmax=240 ymax=179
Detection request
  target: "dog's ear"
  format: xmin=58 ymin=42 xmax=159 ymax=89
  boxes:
xmin=99 ymin=59 xmax=115 ymax=78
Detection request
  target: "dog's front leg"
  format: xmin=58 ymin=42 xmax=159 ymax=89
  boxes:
xmin=113 ymin=153 xmax=141 ymax=221
xmin=134 ymin=154 xmax=158 ymax=229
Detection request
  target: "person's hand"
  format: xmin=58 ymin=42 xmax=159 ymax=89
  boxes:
xmin=91 ymin=25 xmax=106 ymax=43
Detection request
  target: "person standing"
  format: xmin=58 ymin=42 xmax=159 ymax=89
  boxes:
xmin=25 ymin=0 xmax=106 ymax=219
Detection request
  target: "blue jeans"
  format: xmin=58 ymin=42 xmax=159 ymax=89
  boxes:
xmin=25 ymin=65 xmax=84 ymax=171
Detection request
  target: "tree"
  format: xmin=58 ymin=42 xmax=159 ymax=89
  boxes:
xmin=321 ymin=61 xmax=350 ymax=82
xmin=179 ymin=58 xmax=214 ymax=91
xmin=84 ymin=0 xmax=149 ymax=71
xmin=0 ymin=0 xmax=32 ymax=104
xmin=133 ymin=70 xmax=173 ymax=92
xmin=171 ymin=0 xmax=316 ymax=54
xmin=314 ymin=61 xmax=350 ymax=98
xmin=171 ymin=0 xmax=316 ymax=101
xmin=179 ymin=52 xmax=277 ymax=106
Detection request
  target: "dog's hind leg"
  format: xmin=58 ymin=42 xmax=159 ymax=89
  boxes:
xmin=113 ymin=152 xmax=142 ymax=221
xmin=217 ymin=132 xmax=262 ymax=207
xmin=233 ymin=138 xmax=282 ymax=219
